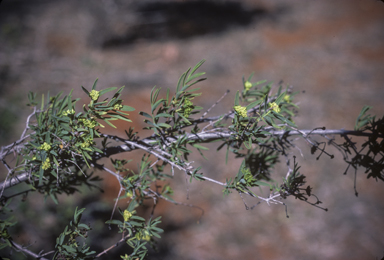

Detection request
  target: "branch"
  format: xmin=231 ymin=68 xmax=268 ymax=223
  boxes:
xmin=95 ymin=233 xmax=131 ymax=258
xmin=0 ymin=128 xmax=379 ymax=191
xmin=101 ymin=128 xmax=380 ymax=156
xmin=0 ymin=172 xmax=32 ymax=190
xmin=9 ymin=240 xmax=51 ymax=260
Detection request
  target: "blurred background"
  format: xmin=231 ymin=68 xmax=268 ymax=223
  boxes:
xmin=1 ymin=0 xmax=384 ymax=259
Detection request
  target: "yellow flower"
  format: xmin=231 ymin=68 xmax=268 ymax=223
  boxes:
xmin=42 ymin=158 xmax=51 ymax=170
xmin=81 ymin=142 xmax=90 ymax=148
xmin=39 ymin=142 xmax=51 ymax=151
xmin=284 ymin=94 xmax=291 ymax=103
xmin=182 ymin=99 xmax=194 ymax=118
xmin=126 ymin=190 xmax=133 ymax=198
xmin=244 ymin=81 xmax=252 ymax=91
xmin=83 ymin=119 xmax=97 ymax=128
xmin=120 ymin=254 xmax=129 ymax=260
xmin=234 ymin=105 xmax=248 ymax=118
xmin=269 ymin=102 xmax=280 ymax=113
xmin=123 ymin=210 xmax=132 ymax=222
xmin=62 ymin=109 xmax=75 ymax=116
xmin=135 ymin=230 xmax=151 ymax=241
xmin=114 ymin=104 xmax=123 ymax=110
xmin=89 ymin=90 xmax=100 ymax=101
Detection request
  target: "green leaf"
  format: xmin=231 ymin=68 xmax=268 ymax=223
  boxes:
xmin=151 ymin=99 xmax=164 ymax=114
xmin=181 ymin=84 xmax=191 ymax=92
xmin=244 ymin=137 xmax=252 ymax=149
xmin=103 ymin=119 xmax=117 ymax=128
xmin=78 ymin=223 xmax=90 ymax=230
xmin=192 ymin=144 xmax=209 ymax=150
xmin=178 ymin=113 xmax=192 ymax=124
xmin=234 ymin=91 xmax=240 ymax=106
xmin=275 ymin=90 xmax=286 ymax=105
xmin=355 ymin=105 xmax=372 ymax=130
xmin=58 ymin=95 xmax=68 ymax=112
xmin=246 ymin=72 xmax=255 ymax=82
xmin=188 ymin=78 xmax=206 ymax=88
xmin=246 ymin=99 xmax=263 ymax=111
xmin=154 ymin=113 xmax=173 ymax=119
xmin=63 ymin=245 xmax=76 ymax=253
xmin=263 ymin=94 xmax=268 ymax=112
xmin=254 ymin=79 xmax=267 ymax=86
xmin=108 ymin=113 xmax=132 ymax=122
xmin=254 ymin=181 xmax=272 ymax=187
xmin=131 ymin=215 xmax=146 ymax=222
xmin=81 ymin=151 xmax=92 ymax=167
xmin=272 ymin=111 xmax=296 ymax=127
xmin=91 ymin=78 xmax=98 ymax=90
xmin=99 ymin=87 xmax=117 ymax=95
xmin=150 ymin=86 xmax=160 ymax=104
xmin=81 ymin=86 xmax=90 ymax=96
xmin=74 ymin=207 xmax=85 ymax=223
xmin=50 ymin=193 xmax=58 ymax=204
xmin=58 ymin=233 xmax=65 ymax=245
xmin=166 ymin=88 xmax=170 ymax=105
xmin=143 ymin=119 xmax=155 ymax=127
xmin=52 ymin=156 xmax=60 ymax=166
xmin=105 ymin=219 xmax=123 ymax=225
xmin=157 ymin=123 xmax=171 ymax=129
xmin=140 ymin=111 xmax=152 ymax=119
xmin=177 ymin=71 xmax=188 ymax=93
xmin=41 ymin=93 xmax=44 ymax=110
xmin=188 ymin=59 xmax=205 ymax=79
xmin=121 ymin=105 xmax=135 ymax=111
xmin=116 ymin=85 xmax=125 ymax=95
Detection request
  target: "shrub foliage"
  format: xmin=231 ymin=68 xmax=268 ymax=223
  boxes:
xmin=0 ymin=60 xmax=383 ymax=259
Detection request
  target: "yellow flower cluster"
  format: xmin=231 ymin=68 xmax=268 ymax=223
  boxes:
xmin=234 ymin=105 xmax=248 ymax=118
xmin=244 ymin=81 xmax=252 ymax=91
xmin=123 ymin=209 xmax=132 ymax=222
xmin=39 ymin=142 xmax=51 ymax=151
xmin=83 ymin=119 xmax=97 ymax=128
xmin=89 ymin=90 xmax=100 ymax=101
xmin=243 ymin=168 xmax=254 ymax=184
xmin=120 ymin=254 xmax=129 ymax=260
xmin=182 ymin=99 xmax=194 ymax=118
xmin=284 ymin=94 xmax=291 ymax=103
xmin=135 ymin=230 xmax=151 ymax=241
xmin=62 ymin=109 xmax=75 ymax=116
xmin=269 ymin=102 xmax=281 ymax=113
xmin=114 ymin=103 xmax=123 ymax=110
xmin=81 ymin=141 xmax=91 ymax=148
xmin=42 ymin=158 xmax=51 ymax=170
xmin=126 ymin=190 xmax=133 ymax=198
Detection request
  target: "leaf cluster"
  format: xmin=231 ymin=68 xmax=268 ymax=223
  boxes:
xmin=106 ymin=200 xmax=163 ymax=260
xmin=54 ymin=207 xmax=95 ymax=260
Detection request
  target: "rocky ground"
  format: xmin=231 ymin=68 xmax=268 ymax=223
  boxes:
xmin=1 ymin=0 xmax=384 ymax=259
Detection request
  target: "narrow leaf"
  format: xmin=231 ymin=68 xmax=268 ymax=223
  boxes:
xmin=92 ymin=78 xmax=98 ymax=90
xmin=99 ymin=87 xmax=117 ymax=95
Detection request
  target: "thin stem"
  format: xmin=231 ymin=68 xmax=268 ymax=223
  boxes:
xmin=9 ymin=240 xmax=50 ymax=260
xmin=95 ymin=233 xmax=131 ymax=258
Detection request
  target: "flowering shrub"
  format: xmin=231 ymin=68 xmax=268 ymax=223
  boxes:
xmin=0 ymin=60 xmax=383 ymax=259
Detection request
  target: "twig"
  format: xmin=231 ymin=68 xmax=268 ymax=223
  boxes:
xmin=95 ymin=233 xmax=131 ymax=258
xmin=199 ymin=89 xmax=229 ymax=120
xmin=9 ymin=240 xmax=50 ymax=260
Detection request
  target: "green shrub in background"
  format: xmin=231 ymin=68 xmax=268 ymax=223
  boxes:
xmin=0 ymin=60 xmax=383 ymax=259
